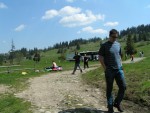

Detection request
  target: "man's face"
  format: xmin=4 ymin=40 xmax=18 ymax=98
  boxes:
xmin=111 ymin=32 xmax=118 ymax=38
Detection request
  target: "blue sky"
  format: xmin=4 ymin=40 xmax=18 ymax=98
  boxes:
xmin=0 ymin=0 xmax=150 ymax=53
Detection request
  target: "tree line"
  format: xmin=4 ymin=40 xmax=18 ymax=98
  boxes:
xmin=53 ymin=37 xmax=101 ymax=49
xmin=0 ymin=37 xmax=102 ymax=65
xmin=120 ymin=24 xmax=150 ymax=42
xmin=120 ymin=24 xmax=150 ymax=56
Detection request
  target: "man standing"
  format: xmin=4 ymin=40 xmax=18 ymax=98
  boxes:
xmin=72 ymin=52 xmax=82 ymax=74
xmin=83 ymin=54 xmax=89 ymax=69
xmin=99 ymin=29 xmax=126 ymax=113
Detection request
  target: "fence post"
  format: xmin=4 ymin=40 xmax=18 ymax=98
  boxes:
xmin=7 ymin=66 xmax=10 ymax=73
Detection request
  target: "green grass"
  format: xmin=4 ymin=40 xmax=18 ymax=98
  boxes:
xmin=0 ymin=70 xmax=46 ymax=91
xmin=0 ymin=94 xmax=32 ymax=113
xmin=123 ymin=57 xmax=150 ymax=106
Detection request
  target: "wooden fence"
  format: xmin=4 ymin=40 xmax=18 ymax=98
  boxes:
xmin=0 ymin=65 xmax=34 ymax=74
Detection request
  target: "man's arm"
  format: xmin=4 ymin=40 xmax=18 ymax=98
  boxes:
xmin=99 ymin=55 xmax=106 ymax=71
xmin=119 ymin=47 xmax=123 ymax=59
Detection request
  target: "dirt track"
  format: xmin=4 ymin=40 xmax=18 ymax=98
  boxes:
xmin=15 ymin=67 xmax=107 ymax=113
xmin=122 ymin=57 xmax=146 ymax=64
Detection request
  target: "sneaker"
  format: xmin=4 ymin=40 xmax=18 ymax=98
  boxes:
xmin=108 ymin=109 xmax=114 ymax=113
xmin=108 ymin=105 xmax=114 ymax=113
xmin=114 ymin=103 xmax=124 ymax=112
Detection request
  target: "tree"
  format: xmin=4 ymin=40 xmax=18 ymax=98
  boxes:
xmin=20 ymin=47 xmax=27 ymax=57
xmin=138 ymin=33 xmax=142 ymax=41
xmin=33 ymin=52 xmax=40 ymax=63
xmin=125 ymin=34 xmax=137 ymax=55
xmin=76 ymin=43 xmax=80 ymax=50
xmin=9 ymin=39 xmax=15 ymax=64
xmin=143 ymin=33 xmax=147 ymax=41
xmin=133 ymin=34 xmax=137 ymax=43
xmin=15 ymin=52 xmax=23 ymax=64
xmin=0 ymin=54 xmax=4 ymax=65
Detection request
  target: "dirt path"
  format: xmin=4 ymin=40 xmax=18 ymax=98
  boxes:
xmin=122 ymin=57 xmax=146 ymax=64
xmin=15 ymin=67 xmax=105 ymax=113
xmin=0 ymin=85 xmax=10 ymax=94
xmin=15 ymin=59 xmax=148 ymax=113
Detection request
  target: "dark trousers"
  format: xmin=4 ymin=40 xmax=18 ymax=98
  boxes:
xmin=105 ymin=68 xmax=126 ymax=106
xmin=84 ymin=62 xmax=89 ymax=69
xmin=72 ymin=62 xmax=82 ymax=74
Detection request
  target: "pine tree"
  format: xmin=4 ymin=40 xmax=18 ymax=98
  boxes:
xmin=9 ymin=39 xmax=15 ymax=64
xmin=33 ymin=52 xmax=40 ymax=63
xmin=0 ymin=54 xmax=4 ymax=65
xmin=133 ymin=34 xmax=137 ymax=43
xmin=125 ymin=34 xmax=137 ymax=55
xmin=138 ymin=33 xmax=142 ymax=41
xmin=76 ymin=43 xmax=80 ymax=50
xmin=143 ymin=33 xmax=147 ymax=41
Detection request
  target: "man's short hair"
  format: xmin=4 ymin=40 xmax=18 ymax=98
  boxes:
xmin=109 ymin=29 xmax=118 ymax=36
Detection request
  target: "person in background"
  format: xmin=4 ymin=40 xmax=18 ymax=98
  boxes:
xmin=99 ymin=29 xmax=126 ymax=113
xmin=131 ymin=54 xmax=134 ymax=61
xmin=52 ymin=61 xmax=58 ymax=69
xmin=141 ymin=51 xmax=144 ymax=57
xmin=72 ymin=52 xmax=82 ymax=74
xmin=83 ymin=54 xmax=89 ymax=69
xmin=139 ymin=52 xmax=142 ymax=57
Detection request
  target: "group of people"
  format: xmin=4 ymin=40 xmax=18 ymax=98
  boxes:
xmin=72 ymin=52 xmax=89 ymax=75
xmin=50 ymin=29 xmax=126 ymax=113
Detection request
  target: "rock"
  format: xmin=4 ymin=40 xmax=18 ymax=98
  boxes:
xmin=39 ymin=109 xmax=45 ymax=113
xmin=45 ymin=111 xmax=51 ymax=113
xmin=76 ymin=103 xmax=83 ymax=106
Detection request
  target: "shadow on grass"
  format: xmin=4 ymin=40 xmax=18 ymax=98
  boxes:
xmin=58 ymin=108 xmax=108 ymax=113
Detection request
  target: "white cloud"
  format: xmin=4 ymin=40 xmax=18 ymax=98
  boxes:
xmin=66 ymin=0 xmax=75 ymax=3
xmin=104 ymin=21 xmax=119 ymax=27
xmin=42 ymin=6 xmax=105 ymax=27
xmin=59 ymin=10 xmax=105 ymax=27
xmin=59 ymin=6 xmax=81 ymax=16
xmin=78 ymin=26 xmax=107 ymax=34
xmin=0 ymin=2 xmax=7 ymax=9
xmin=42 ymin=10 xmax=58 ymax=20
xmin=42 ymin=6 xmax=81 ymax=20
xmin=14 ymin=24 xmax=26 ymax=32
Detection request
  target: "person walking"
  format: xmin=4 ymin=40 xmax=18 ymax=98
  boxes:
xmin=131 ymin=54 xmax=134 ymax=61
xmin=72 ymin=52 xmax=82 ymax=74
xmin=99 ymin=29 xmax=126 ymax=113
xmin=141 ymin=51 xmax=144 ymax=57
xmin=83 ymin=54 xmax=89 ymax=69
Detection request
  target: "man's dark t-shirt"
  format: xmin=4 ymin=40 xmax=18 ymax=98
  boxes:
xmin=84 ymin=56 xmax=88 ymax=62
xmin=73 ymin=55 xmax=81 ymax=63
xmin=98 ymin=41 xmax=122 ymax=69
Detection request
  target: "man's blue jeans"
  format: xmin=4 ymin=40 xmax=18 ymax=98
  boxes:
xmin=105 ymin=68 xmax=126 ymax=106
